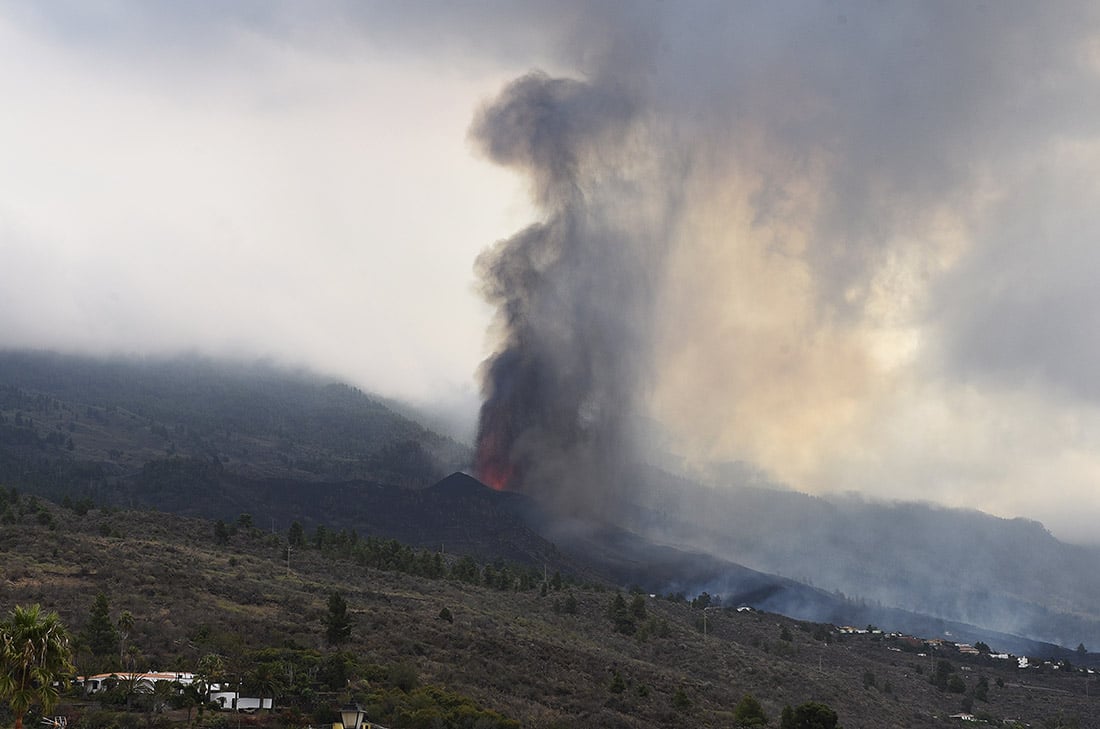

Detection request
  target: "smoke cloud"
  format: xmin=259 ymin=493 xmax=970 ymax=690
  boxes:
xmin=462 ymin=2 xmax=1100 ymax=539
xmin=470 ymin=72 xmax=671 ymax=511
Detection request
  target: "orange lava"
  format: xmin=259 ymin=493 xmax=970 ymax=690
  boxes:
xmin=475 ymin=431 xmax=516 ymax=491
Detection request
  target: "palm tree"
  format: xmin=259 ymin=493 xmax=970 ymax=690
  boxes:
xmin=113 ymin=671 xmax=150 ymax=711
xmin=116 ymin=611 xmax=134 ymax=669
xmin=0 ymin=604 xmax=76 ymax=729
xmin=245 ymin=663 xmax=283 ymax=713
xmin=196 ymin=653 xmax=224 ymax=704
xmin=179 ymin=678 xmax=208 ymax=727
xmin=149 ymin=679 xmax=177 ymax=715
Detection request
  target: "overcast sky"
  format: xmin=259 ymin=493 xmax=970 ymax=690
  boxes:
xmin=4 ymin=2 xmax=1100 ymax=543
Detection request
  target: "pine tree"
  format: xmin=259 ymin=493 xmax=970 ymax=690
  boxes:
xmin=213 ymin=520 xmax=229 ymax=545
xmin=608 ymin=593 xmax=636 ymax=635
xmin=324 ymin=592 xmax=352 ymax=646
xmin=82 ymin=593 xmax=119 ymax=669
xmin=288 ymin=521 xmax=305 ymax=547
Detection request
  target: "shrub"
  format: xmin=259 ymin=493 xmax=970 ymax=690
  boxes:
xmin=779 ymin=701 xmax=840 ymax=729
xmin=388 ymin=663 xmax=419 ymax=693
xmin=733 ymin=693 xmax=768 ymax=727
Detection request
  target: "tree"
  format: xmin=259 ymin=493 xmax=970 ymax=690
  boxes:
xmin=116 ymin=610 xmax=134 ymax=668
xmin=82 ymin=593 xmax=119 ymax=669
xmin=318 ymin=651 xmax=358 ymax=691
xmin=178 ymin=678 xmax=208 ymax=727
xmin=932 ymin=659 xmax=954 ymax=691
xmin=0 ymin=604 xmax=76 ymax=729
xmin=213 ymin=520 xmax=230 ymax=545
xmin=734 ymin=693 xmax=768 ymax=727
xmin=779 ymin=701 xmax=840 ymax=729
xmin=196 ymin=652 xmax=225 ymax=695
xmin=324 ymin=592 xmax=352 ymax=646
xmin=608 ymin=593 xmax=636 ymax=635
xmin=246 ymin=663 xmax=283 ymax=713
xmin=974 ymin=675 xmax=990 ymax=702
xmin=288 ymin=521 xmax=305 ymax=548
xmin=150 ymin=679 xmax=177 ymax=714
xmin=111 ymin=671 xmax=151 ymax=711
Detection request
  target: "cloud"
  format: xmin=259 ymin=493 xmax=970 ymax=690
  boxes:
xmin=0 ymin=4 xmax=529 ymax=406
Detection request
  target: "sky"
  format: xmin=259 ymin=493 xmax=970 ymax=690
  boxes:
xmin=3 ymin=2 xmax=1100 ymax=543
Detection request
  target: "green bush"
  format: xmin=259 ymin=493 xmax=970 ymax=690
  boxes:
xmin=734 ymin=693 xmax=768 ymax=727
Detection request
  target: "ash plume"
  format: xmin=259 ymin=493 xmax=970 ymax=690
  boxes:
xmin=454 ymin=1 xmax=1100 ymax=537
xmin=470 ymin=71 xmax=665 ymax=512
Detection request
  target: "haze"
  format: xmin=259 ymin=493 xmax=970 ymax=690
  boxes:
xmin=3 ymin=2 xmax=1100 ymax=543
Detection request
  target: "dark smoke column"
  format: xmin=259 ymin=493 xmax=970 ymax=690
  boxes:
xmin=471 ymin=71 xmax=660 ymax=514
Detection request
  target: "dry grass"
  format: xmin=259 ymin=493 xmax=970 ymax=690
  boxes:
xmin=2 ymin=500 xmax=1099 ymax=728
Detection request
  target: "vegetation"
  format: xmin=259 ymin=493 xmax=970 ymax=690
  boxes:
xmin=81 ymin=594 xmax=119 ymax=672
xmin=780 ymin=701 xmax=840 ymax=729
xmin=1 ymin=493 xmax=1098 ymax=727
xmin=0 ymin=604 xmax=76 ymax=729
xmin=734 ymin=692 xmax=768 ymax=727
xmin=324 ymin=592 xmax=352 ymax=646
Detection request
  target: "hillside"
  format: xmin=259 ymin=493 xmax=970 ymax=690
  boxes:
xmin=4 ymin=349 xmax=1100 ymax=656
xmin=0 ymin=350 xmax=467 ymax=498
xmin=2 ymin=493 xmax=1099 ymax=729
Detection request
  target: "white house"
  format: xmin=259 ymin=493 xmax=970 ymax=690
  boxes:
xmin=78 ymin=672 xmax=272 ymax=712
xmin=209 ymin=692 xmax=273 ymax=712
xmin=78 ymin=672 xmax=197 ymax=694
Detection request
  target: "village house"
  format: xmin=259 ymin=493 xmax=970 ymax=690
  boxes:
xmin=77 ymin=672 xmax=272 ymax=712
